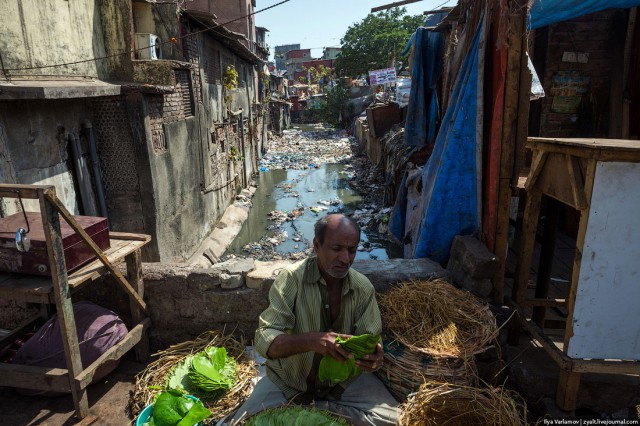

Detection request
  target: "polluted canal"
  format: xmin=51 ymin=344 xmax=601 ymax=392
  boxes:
xmin=224 ymin=124 xmax=402 ymax=262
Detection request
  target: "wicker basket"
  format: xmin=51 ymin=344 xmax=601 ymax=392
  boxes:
xmin=376 ymin=337 xmax=477 ymax=402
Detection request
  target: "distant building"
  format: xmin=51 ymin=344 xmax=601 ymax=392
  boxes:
xmin=274 ymin=44 xmax=300 ymax=71
xmin=323 ymin=47 xmax=342 ymax=60
xmin=285 ymin=49 xmax=311 ymax=81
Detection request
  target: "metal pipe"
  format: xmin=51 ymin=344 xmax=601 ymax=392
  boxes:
xmin=82 ymin=120 xmax=108 ymax=219
xmin=238 ymin=111 xmax=247 ymax=188
xmin=68 ymin=132 xmax=97 ymax=216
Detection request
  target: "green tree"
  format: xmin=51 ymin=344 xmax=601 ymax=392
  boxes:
xmin=336 ymin=7 xmax=423 ymax=77
xmin=318 ymin=82 xmax=351 ymax=127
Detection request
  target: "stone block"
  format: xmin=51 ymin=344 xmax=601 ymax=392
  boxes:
xmin=448 ymin=257 xmax=493 ymax=298
xmin=187 ymin=268 xmax=221 ymax=291
xmin=212 ymin=258 xmax=256 ymax=276
xmin=448 ymin=236 xmax=500 ymax=279
xmin=246 ymin=260 xmax=292 ymax=290
xmin=352 ymin=258 xmax=448 ymax=293
xmin=220 ymin=273 xmax=244 ymax=289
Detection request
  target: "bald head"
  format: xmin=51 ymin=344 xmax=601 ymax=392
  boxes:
xmin=314 ymin=214 xmax=360 ymax=246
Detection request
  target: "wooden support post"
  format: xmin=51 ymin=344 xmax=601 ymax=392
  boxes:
xmin=532 ymin=197 xmax=560 ymax=327
xmin=492 ymin=0 xmax=532 ymax=304
xmin=508 ymin=188 xmax=542 ymax=345
xmin=38 ymin=189 xmax=89 ymax=419
xmin=45 ymin=192 xmax=148 ymax=315
xmin=556 ymin=369 xmax=581 ymax=411
xmin=126 ymin=249 xmax=150 ymax=362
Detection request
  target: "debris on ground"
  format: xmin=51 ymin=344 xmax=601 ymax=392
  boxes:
xmin=220 ymin=125 xmax=400 ymax=263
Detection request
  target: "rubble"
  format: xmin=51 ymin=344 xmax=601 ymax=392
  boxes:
xmin=259 ymin=127 xmax=354 ymax=171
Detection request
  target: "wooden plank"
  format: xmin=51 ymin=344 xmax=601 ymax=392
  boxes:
xmin=556 ymin=370 xmax=581 ymax=411
xmin=0 ymin=184 xmax=53 ymax=199
xmin=0 ymin=364 xmax=71 ymax=392
xmin=108 ymin=232 xmax=151 ymax=242
xmin=565 ymin=155 xmax=587 ymax=210
xmin=67 ymin=239 xmax=145 ymax=288
xmin=513 ymin=188 xmax=542 ymax=304
xmin=0 ymin=312 xmax=42 ymax=347
xmin=38 ymin=190 xmax=89 ymax=418
xmin=493 ymin=0 xmax=530 ymax=304
xmin=537 ymin=154 xmax=581 ymax=208
xmin=45 ymin=192 xmax=148 ymax=315
xmin=563 ymin=159 xmax=597 ymax=352
xmin=572 ymin=358 xmax=640 ymax=375
xmin=0 ymin=237 xmax=147 ymax=303
xmin=527 ymin=138 xmax=640 ymax=162
xmin=523 ymin=298 xmax=567 ymax=308
xmin=75 ymin=318 xmax=150 ymax=389
xmin=126 ymin=249 xmax=150 ymax=362
xmin=512 ymin=307 xmax=572 ymax=370
xmin=524 ymin=151 xmax=548 ymax=191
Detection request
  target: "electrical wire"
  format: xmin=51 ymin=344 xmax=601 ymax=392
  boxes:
xmin=3 ymin=0 xmax=292 ymax=73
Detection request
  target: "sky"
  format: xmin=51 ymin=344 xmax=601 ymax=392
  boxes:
xmin=255 ymin=0 xmax=457 ymax=61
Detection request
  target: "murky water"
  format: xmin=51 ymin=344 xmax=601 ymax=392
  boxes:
xmin=225 ymin=163 xmax=402 ymax=260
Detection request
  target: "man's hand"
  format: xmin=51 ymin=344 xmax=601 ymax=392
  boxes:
xmin=266 ymin=331 xmax=353 ymax=361
xmin=310 ymin=331 xmax=353 ymax=362
xmin=355 ymin=342 xmax=384 ymax=372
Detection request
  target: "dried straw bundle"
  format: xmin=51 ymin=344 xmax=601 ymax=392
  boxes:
xmin=129 ymin=330 xmax=257 ymax=423
xmin=376 ymin=338 xmax=477 ymax=402
xmin=399 ymin=381 xmax=527 ymax=426
xmin=378 ymin=279 xmax=498 ymax=357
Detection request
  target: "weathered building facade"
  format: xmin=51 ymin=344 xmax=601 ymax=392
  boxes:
xmin=0 ymin=0 xmax=267 ymax=262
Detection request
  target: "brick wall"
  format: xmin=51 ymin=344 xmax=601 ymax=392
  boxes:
xmin=538 ymin=10 xmax=624 ymax=137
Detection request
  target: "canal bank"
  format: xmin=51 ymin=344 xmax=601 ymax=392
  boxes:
xmin=188 ymin=124 xmax=401 ymax=266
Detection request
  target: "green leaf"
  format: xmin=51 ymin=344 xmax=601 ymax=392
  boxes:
xmin=148 ymin=391 xmax=211 ymax=426
xmin=187 ymin=347 xmax=236 ymax=394
xmin=317 ymin=334 xmax=380 ymax=385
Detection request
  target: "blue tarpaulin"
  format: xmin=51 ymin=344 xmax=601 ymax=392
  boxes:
xmin=401 ymin=15 xmax=486 ymax=263
xmin=403 ymin=28 xmax=444 ymax=148
xmin=530 ymin=0 xmax=640 ymax=29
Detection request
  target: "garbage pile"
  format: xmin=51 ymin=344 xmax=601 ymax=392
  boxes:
xmin=220 ymin=125 xmax=401 ymax=263
xmin=259 ymin=128 xmax=354 ymax=171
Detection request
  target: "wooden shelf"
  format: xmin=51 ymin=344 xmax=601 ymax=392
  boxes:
xmin=0 ymin=233 xmax=150 ymax=303
xmin=0 ymin=182 xmax=151 ymax=421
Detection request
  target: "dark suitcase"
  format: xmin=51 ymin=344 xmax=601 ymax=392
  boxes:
xmin=0 ymin=212 xmax=110 ymax=276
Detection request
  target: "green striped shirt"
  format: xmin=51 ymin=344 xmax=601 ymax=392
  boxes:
xmin=255 ymin=256 xmax=382 ymax=399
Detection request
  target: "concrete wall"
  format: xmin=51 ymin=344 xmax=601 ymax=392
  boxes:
xmin=66 ymin=257 xmax=448 ymax=349
xmin=0 ymin=100 xmax=92 ymax=215
xmin=0 ymin=1 xmax=263 ymax=263
xmin=0 ymin=0 xmax=108 ymax=79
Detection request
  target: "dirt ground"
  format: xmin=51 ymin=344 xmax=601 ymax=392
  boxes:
xmin=0 ymin=353 xmax=144 ymax=426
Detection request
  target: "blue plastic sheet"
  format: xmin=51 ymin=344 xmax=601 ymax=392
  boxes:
xmin=403 ymin=28 xmax=444 ymax=148
xmin=530 ymin=0 xmax=640 ymax=29
xmin=405 ymin=16 xmax=485 ymax=263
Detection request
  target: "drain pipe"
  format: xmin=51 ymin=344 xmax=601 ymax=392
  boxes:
xmin=239 ymin=110 xmax=247 ymax=188
xmin=82 ymin=120 xmax=108 ymax=219
xmin=68 ymin=131 xmax=98 ymax=216
xmin=230 ymin=108 xmax=247 ymax=188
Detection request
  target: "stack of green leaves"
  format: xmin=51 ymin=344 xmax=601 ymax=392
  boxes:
xmin=245 ymin=406 xmax=349 ymax=426
xmin=188 ymin=347 xmax=236 ymax=396
xmin=167 ymin=346 xmax=237 ymax=401
xmin=142 ymin=389 xmax=211 ymax=426
xmin=318 ymin=334 xmax=380 ymax=384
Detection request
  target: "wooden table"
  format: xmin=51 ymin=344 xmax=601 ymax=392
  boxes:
xmin=512 ymin=137 xmax=640 ymax=410
xmin=0 ymin=184 xmax=151 ymax=421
